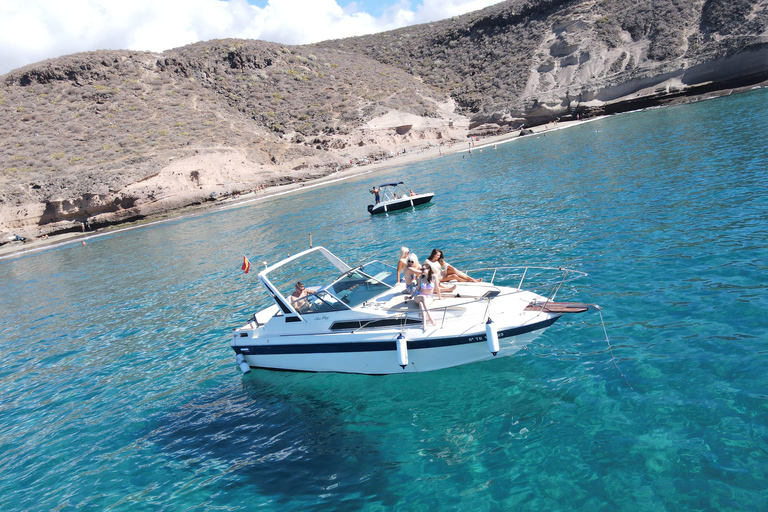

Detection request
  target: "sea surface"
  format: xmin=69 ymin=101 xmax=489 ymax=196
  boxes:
xmin=1 ymin=88 xmax=767 ymax=511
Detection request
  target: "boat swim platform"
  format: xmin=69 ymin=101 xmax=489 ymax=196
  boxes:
xmin=524 ymin=302 xmax=591 ymax=314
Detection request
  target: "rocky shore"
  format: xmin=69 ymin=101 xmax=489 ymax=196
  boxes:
xmin=0 ymin=118 xmax=586 ymax=259
xmin=2 ymin=0 xmax=767 ymax=248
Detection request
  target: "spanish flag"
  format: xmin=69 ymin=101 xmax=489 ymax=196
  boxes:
xmin=241 ymin=255 xmax=251 ymax=274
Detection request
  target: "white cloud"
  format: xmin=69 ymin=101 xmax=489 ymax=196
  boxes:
xmin=0 ymin=0 xmax=503 ymax=76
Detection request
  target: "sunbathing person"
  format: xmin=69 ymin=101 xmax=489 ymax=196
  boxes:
xmin=411 ymin=263 xmax=441 ymax=330
xmin=402 ymin=253 xmax=421 ymax=295
xmin=427 ymin=249 xmax=481 ymax=283
xmin=424 ymin=255 xmax=457 ymax=294
xmin=396 ymin=247 xmax=410 ymax=284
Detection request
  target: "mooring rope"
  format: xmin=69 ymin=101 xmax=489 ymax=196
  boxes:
xmin=595 ymin=305 xmax=633 ymax=390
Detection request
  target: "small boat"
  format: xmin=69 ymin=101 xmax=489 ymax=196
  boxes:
xmin=230 ymin=246 xmax=593 ymax=375
xmin=368 ymin=182 xmax=434 ymax=214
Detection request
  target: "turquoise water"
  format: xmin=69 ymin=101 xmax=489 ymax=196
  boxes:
xmin=1 ymin=88 xmax=767 ymax=511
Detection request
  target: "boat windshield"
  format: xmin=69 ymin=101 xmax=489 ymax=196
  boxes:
xmin=327 ymin=261 xmax=396 ymax=307
xmin=291 ymin=290 xmax=349 ymax=314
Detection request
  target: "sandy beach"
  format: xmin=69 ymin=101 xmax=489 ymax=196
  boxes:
xmin=0 ymin=118 xmax=587 ymax=261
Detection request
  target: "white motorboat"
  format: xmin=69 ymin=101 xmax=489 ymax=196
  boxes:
xmin=368 ymin=182 xmax=434 ymax=214
xmin=231 ymin=246 xmax=592 ymax=375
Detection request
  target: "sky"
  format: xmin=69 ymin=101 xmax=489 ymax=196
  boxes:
xmin=0 ymin=0 xmax=505 ymax=76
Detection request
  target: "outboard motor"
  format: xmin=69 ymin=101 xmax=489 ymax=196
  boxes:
xmin=367 ymin=204 xmax=374 ymax=213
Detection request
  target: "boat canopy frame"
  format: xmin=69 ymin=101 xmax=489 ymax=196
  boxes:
xmin=257 ymin=246 xmax=397 ymax=322
xmin=373 ymin=182 xmax=422 ymax=202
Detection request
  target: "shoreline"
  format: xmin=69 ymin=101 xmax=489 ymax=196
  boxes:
xmin=0 ymin=119 xmax=585 ymax=261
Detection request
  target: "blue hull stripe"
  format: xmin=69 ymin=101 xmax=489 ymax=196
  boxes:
xmin=235 ymin=316 xmax=559 ymax=356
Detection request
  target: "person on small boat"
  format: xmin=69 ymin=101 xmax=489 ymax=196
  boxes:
xmin=411 ymin=263 xmax=441 ymax=330
xmin=289 ymin=281 xmax=310 ymax=311
xmin=428 ymin=249 xmax=481 ymax=283
xmin=409 ymin=189 xmax=417 ymax=196
xmin=369 ymin=186 xmax=380 ymax=204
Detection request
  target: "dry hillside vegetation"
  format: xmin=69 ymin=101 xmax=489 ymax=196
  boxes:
xmin=0 ymin=41 xmax=458 ymax=234
xmin=1 ymin=0 xmax=767 ymax=239
xmin=1 ymin=41 xmax=449 ymax=194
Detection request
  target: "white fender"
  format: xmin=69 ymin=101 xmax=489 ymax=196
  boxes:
xmin=396 ymin=333 xmax=408 ymax=368
xmin=485 ymin=318 xmax=499 ymax=356
xmin=236 ymin=353 xmax=251 ymax=374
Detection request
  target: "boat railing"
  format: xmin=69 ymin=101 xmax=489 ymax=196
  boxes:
xmin=467 ymin=265 xmax=588 ymax=316
xmin=466 ymin=265 xmax=587 ymax=286
xmin=380 ymin=265 xmax=587 ymax=329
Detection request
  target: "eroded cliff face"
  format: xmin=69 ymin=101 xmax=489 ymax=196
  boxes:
xmin=319 ymin=0 xmax=768 ymax=126
xmin=516 ymin=2 xmax=768 ymax=123
xmin=2 ymin=0 xmax=768 ymax=241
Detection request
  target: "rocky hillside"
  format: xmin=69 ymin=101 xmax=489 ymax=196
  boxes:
xmin=0 ymin=41 xmax=462 ymax=237
xmin=317 ymin=0 xmax=768 ymax=126
xmin=2 ymin=0 xmax=767 ymax=240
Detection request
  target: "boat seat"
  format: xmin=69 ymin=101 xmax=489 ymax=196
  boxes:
xmin=448 ymin=283 xmax=500 ymax=299
xmin=384 ymin=293 xmax=469 ymax=314
xmin=385 ymin=294 xmax=420 ymax=311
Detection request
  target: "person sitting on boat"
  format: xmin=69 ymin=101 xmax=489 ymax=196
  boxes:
xmin=409 ymin=189 xmax=417 ymax=196
xmin=289 ymin=281 xmax=310 ymax=311
xmin=369 ymin=186 xmax=380 ymax=204
xmin=403 ymin=253 xmax=421 ymax=295
xmin=424 ymin=252 xmax=458 ymax=294
xmin=396 ymin=247 xmax=410 ymax=284
xmin=411 ymin=263 xmax=441 ymax=331
xmin=428 ymin=249 xmax=481 ymax=283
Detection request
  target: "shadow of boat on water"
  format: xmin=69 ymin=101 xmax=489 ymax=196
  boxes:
xmin=141 ymin=373 xmax=397 ymax=509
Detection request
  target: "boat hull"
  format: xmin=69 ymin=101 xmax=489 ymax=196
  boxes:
xmin=368 ymin=193 xmax=434 ymax=215
xmin=233 ymin=315 xmax=559 ymax=374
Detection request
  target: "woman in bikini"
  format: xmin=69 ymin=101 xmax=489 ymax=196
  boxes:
xmin=412 ymin=263 xmax=441 ymax=331
xmin=396 ymin=247 xmax=410 ymax=284
xmin=402 ymin=252 xmax=421 ymax=295
xmin=427 ymin=249 xmax=481 ymax=283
